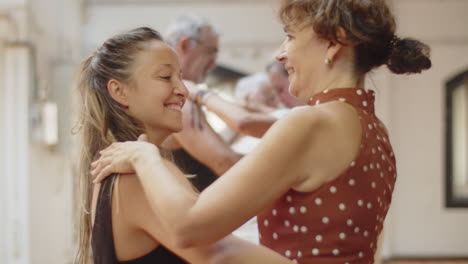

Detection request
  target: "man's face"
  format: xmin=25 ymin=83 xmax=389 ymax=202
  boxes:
xmin=181 ymin=29 xmax=219 ymax=83
xmin=268 ymin=69 xmax=302 ymax=108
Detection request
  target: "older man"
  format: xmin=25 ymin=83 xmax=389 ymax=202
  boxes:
xmin=190 ymin=61 xmax=303 ymax=139
xmin=164 ymin=16 xmax=242 ymax=191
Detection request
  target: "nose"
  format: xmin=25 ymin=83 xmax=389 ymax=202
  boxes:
xmin=208 ymin=56 xmax=217 ymax=71
xmin=175 ymin=79 xmax=189 ymax=99
xmin=275 ymin=41 xmax=287 ymax=62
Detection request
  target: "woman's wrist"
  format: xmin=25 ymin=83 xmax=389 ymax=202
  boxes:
xmin=201 ymin=90 xmax=216 ymax=106
xmin=130 ymin=146 xmax=160 ymax=168
xmin=194 ymin=89 xmax=211 ymax=105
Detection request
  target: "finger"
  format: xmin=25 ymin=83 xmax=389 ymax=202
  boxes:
xmin=91 ymin=160 xmax=98 ymax=168
xmin=93 ymin=164 xmax=113 ymax=184
xmin=91 ymin=156 xmax=113 ymax=178
xmin=90 ymin=155 xmax=107 ymax=168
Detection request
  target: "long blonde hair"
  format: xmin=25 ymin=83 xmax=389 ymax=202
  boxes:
xmin=74 ymin=27 xmax=163 ymax=264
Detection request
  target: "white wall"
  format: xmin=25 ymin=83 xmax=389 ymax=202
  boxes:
xmin=27 ymin=0 xmax=83 ymax=263
xmin=0 ymin=39 xmax=6 ymax=264
xmin=0 ymin=0 xmax=26 ymax=8
xmin=381 ymin=0 xmax=468 ymax=258
xmin=83 ymin=2 xmax=285 ymax=74
xmin=0 ymin=4 xmax=31 ymax=264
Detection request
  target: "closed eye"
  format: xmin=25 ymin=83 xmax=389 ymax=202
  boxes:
xmin=160 ymin=76 xmax=171 ymax=80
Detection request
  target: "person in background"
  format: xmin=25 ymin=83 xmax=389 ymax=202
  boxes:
xmin=187 ymin=61 xmax=303 ymax=140
xmin=235 ymin=72 xmax=280 ymax=112
xmin=162 ymin=15 xmax=243 ymax=191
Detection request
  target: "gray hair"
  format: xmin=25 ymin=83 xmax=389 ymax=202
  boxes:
xmin=165 ymin=15 xmax=220 ymax=47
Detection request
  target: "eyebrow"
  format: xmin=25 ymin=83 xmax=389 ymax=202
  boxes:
xmin=155 ymin=64 xmax=174 ymax=71
xmin=154 ymin=64 xmax=182 ymax=76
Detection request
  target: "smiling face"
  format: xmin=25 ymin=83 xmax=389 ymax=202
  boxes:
xmin=126 ymin=40 xmax=188 ymax=135
xmin=276 ymin=24 xmax=329 ymax=103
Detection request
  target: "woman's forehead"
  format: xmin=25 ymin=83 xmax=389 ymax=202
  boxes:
xmin=135 ymin=42 xmax=180 ymax=69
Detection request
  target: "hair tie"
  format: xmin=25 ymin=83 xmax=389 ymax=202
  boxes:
xmin=389 ymin=35 xmax=400 ymax=51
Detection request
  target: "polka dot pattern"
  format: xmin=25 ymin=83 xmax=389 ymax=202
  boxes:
xmin=312 ymin=248 xmax=319 ymax=256
xmin=315 ymin=235 xmax=323 ymax=242
xmin=258 ymin=88 xmax=397 ymax=264
xmin=339 ymin=232 xmax=346 ymax=240
xmin=315 ymin=198 xmax=322 ymax=205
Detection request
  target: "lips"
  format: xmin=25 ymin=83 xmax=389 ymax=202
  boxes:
xmin=164 ymin=100 xmax=185 ymax=111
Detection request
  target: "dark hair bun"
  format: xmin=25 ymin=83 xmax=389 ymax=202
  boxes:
xmin=387 ymin=38 xmax=432 ymax=74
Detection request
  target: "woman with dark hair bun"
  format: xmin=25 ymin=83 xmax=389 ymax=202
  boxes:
xmin=91 ymin=1 xmax=431 ymax=264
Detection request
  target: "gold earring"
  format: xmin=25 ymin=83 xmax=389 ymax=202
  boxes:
xmin=324 ymin=58 xmax=331 ymax=65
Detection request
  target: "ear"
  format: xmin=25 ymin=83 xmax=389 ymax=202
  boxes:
xmin=325 ymin=27 xmax=347 ymax=63
xmin=107 ymin=79 xmax=129 ymax=107
xmin=176 ymin=37 xmax=193 ymax=55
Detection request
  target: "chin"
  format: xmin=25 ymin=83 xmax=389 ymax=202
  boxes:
xmin=289 ymin=85 xmax=299 ymax=98
xmin=171 ymin=124 xmax=183 ymax=133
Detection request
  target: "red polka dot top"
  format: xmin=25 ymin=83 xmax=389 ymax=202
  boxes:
xmin=257 ymin=88 xmax=396 ymax=264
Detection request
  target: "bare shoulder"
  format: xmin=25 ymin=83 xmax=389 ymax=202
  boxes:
xmin=287 ymin=101 xmax=359 ymax=129
xmin=115 ymin=174 xmax=147 ymax=213
xmin=288 ymin=101 xmax=362 ymax=191
xmin=275 ymin=105 xmax=336 ymax=133
xmin=113 ymin=174 xmax=158 ymax=229
xmin=256 ymin=105 xmax=333 ymax=156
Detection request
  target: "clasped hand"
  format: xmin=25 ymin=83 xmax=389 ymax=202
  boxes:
xmin=91 ymin=134 xmax=160 ymax=183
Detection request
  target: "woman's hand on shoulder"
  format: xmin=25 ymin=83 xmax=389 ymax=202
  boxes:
xmin=91 ymin=134 xmax=161 ymax=183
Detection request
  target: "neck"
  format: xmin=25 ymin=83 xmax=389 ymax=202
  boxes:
xmin=306 ymin=60 xmax=364 ymax=100
xmin=145 ymin=129 xmax=171 ymax=146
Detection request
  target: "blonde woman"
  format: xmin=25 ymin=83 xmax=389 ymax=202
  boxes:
xmin=75 ymin=27 xmax=293 ymax=264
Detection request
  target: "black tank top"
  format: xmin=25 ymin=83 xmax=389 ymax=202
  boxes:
xmin=91 ymin=177 xmax=188 ymax=264
xmin=172 ymin=149 xmax=219 ymax=191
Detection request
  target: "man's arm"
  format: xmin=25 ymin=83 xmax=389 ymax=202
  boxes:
xmin=200 ymin=92 xmax=278 ymax=138
xmin=173 ymin=100 xmax=242 ymax=176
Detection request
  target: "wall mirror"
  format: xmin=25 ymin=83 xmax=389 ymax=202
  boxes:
xmin=446 ymin=69 xmax=468 ymax=207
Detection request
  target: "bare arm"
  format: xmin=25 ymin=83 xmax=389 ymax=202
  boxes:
xmin=119 ymin=172 xmax=293 ymax=264
xmin=174 ymin=99 xmax=242 ymax=175
xmin=201 ymin=92 xmax=278 ymax=138
xmin=129 ymin=108 xmax=330 ymax=247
